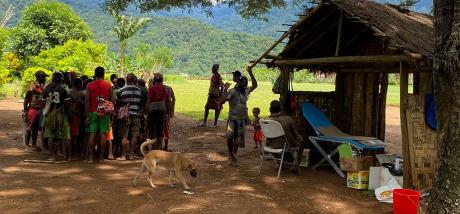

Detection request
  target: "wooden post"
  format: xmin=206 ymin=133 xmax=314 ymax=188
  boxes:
xmin=378 ymin=73 xmax=389 ymax=140
xmin=279 ymin=65 xmax=292 ymax=112
xmin=400 ymin=61 xmax=412 ymax=188
xmin=335 ymin=10 xmax=343 ymax=56
xmin=274 ymin=55 xmax=410 ymax=65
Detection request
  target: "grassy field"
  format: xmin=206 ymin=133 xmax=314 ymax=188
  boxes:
xmin=168 ymin=80 xmax=402 ymax=121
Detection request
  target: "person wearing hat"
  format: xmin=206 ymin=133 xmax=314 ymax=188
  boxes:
xmin=43 ymin=72 xmax=71 ymax=161
xmin=220 ymin=68 xmax=258 ymax=167
xmin=199 ymin=64 xmax=224 ymax=127
xmin=23 ymin=70 xmax=49 ymax=152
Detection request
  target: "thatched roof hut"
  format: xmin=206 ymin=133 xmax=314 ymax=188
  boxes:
xmin=252 ymin=0 xmax=435 ymax=191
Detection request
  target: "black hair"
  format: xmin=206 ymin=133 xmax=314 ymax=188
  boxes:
xmin=269 ymin=100 xmax=281 ymax=114
xmin=94 ymin=67 xmax=105 ymax=78
xmin=116 ymin=78 xmax=126 ymax=88
xmin=83 ymin=79 xmax=93 ymax=90
xmin=137 ymin=78 xmax=146 ymax=88
xmin=126 ymin=73 xmax=137 ymax=84
xmin=252 ymin=107 xmax=261 ymax=113
xmin=110 ymin=74 xmax=118 ymax=81
xmin=52 ymin=72 xmax=63 ymax=83
xmin=72 ymin=78 xmax=83 ymax=89
xmin=81 ymin=75 xmax=88 ymax=82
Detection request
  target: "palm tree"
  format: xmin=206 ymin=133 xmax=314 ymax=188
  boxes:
xmin=111 ymin=9 xmax=151 ymax=75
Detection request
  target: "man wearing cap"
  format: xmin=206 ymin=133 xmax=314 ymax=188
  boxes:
xmin=43 ymin=72 xmax=71 ymax=161
xmin=23 ymin=70 xmax=48 ymax=151
xmin=221 ymin=68 xmax=258 ymax=167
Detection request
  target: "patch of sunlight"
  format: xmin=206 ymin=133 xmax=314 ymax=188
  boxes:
xmin=0 ymin=188 xmax=37 ymax=197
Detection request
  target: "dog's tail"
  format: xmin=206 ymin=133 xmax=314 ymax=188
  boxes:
xmin=140 ymin=139 xmax=155 ymax=156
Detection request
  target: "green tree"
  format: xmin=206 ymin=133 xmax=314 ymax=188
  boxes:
xmin=10 ymin=0 xmax=92 ymax=58
xmin=104 ymin=0 xmax=295 ymax=19
xmin=0 ymin=27 xmax=8 ymax=56
xmin=30 ymin=39 xmax=107 ymax=76
xmin=129 ymin=43 xmax=173 ymax=79
xmin=110 ymin=9 xmax=151 ymax=75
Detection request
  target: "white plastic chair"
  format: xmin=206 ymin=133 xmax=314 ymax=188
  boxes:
xmin=259 ymin=119 xmax=299 ymax=178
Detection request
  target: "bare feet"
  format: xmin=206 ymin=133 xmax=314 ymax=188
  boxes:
xmin=116 ymin=156 xmax=126 ymax=161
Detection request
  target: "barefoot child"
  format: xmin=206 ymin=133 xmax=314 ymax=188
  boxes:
xmin=252 ymin=107 xmax=263 ymax=148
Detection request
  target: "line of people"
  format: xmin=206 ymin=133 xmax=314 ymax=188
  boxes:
xmin=23 ymin=67 xmax=175 ymax=162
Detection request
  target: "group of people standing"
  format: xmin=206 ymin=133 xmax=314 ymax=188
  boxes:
xmin=23 ymin=63 xmax=304 ymax=172
xmin=23 ymin=67 xmax=175 ymax=163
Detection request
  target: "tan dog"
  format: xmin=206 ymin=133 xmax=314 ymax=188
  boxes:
xmin=132 ymin=140 xmax=198 ymax=190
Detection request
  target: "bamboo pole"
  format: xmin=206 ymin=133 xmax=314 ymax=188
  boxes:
xmin=274 ymin=55 xmax=409 ymax=65
xmin=335 ymin=10 xmax=343 ymax=56
xmin=399 ymin=61 xmax=412 ymax=188
xmin=248 ymin=4 xmax=325 ymax=70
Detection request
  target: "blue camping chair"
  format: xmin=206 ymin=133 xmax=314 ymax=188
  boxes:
xmin=301 ymin=102 xmax=385 ymax=177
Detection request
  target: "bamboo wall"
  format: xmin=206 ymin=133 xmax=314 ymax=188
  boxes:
xmin=334 ymin=72 xmax=388 ymax=140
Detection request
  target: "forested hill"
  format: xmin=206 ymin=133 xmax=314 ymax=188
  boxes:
xmin=7 ymin=0 xmax=291 ymax=75
xmin=6 ymin=0 xmax=432 ymax=75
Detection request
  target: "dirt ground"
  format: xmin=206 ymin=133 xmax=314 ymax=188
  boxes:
xmin=0 ymin=98 xmax=402 ymax=214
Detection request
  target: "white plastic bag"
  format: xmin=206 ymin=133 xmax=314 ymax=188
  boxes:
xmin=375 ymin=177 xmax=401 ymax=203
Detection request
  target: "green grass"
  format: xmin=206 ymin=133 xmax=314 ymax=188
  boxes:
xmin=168 ymin=80 xmax=403 ymax=121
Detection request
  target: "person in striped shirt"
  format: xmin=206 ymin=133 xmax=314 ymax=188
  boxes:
xmin=116 ymin=73 xmax=144 ymax=160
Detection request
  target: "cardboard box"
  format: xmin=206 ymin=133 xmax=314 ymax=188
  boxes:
xmin=347 ymin=171 xmax=369 ymax=189
xmin=339 ymin=156 xmax=375 ymax=171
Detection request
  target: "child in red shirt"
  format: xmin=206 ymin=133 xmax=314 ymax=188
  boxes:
xmin=252 ymin=107 xmax=263 ymax=149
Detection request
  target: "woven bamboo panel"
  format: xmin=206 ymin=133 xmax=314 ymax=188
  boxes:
xmin=406 ymin=95 xmax=437 ymax=191
xmin=290 ymin=91 xmax=336 ymax=122
xmin=289 ymin=91 xmax=335 ymax=144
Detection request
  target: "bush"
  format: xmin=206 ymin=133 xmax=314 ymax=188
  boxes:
xmin=22 ymin=67 xmax=52 ymax=94
xmin=30 ymin=39 xmax=107 ymax=76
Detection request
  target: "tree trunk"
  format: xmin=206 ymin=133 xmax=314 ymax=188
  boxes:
xmin=119 ymin=40 xmax=127 ymax=76
xmin=428 ymin=0 xmax=460 ymax=213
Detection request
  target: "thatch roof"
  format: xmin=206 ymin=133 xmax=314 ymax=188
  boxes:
xmin=279 ymin=0 xmax=433 ymax=59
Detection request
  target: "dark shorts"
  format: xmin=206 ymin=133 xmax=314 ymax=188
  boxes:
xmin=119 ymin=117 xmax=141 ymax=138
xmin=148 ymin=111 xmax=165 ymax=138
xmin=226 ymin=119 xmax=246 ymax=148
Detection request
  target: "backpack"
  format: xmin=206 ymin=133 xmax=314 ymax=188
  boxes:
xmin=97 ymin=96 xmax=114 ymax=116
xmin=148 ymin=86 xmax=171 ymax=113
xmin=118 ymin=104 xmax=130 ymax=120
xmin=95 ymin=82 xmax=114 ymax=116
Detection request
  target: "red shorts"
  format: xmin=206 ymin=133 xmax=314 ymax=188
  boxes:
xmin=26 ymin=108 xmax=40 ymax=132
xmin=70 ymin=114 xmax=81 ymax=136
xmin=253 ymin=129 xmax=263 ymax=143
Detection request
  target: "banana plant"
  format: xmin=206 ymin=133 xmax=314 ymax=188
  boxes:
xmin=111 ymin=9 xmax=151 ymax=76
